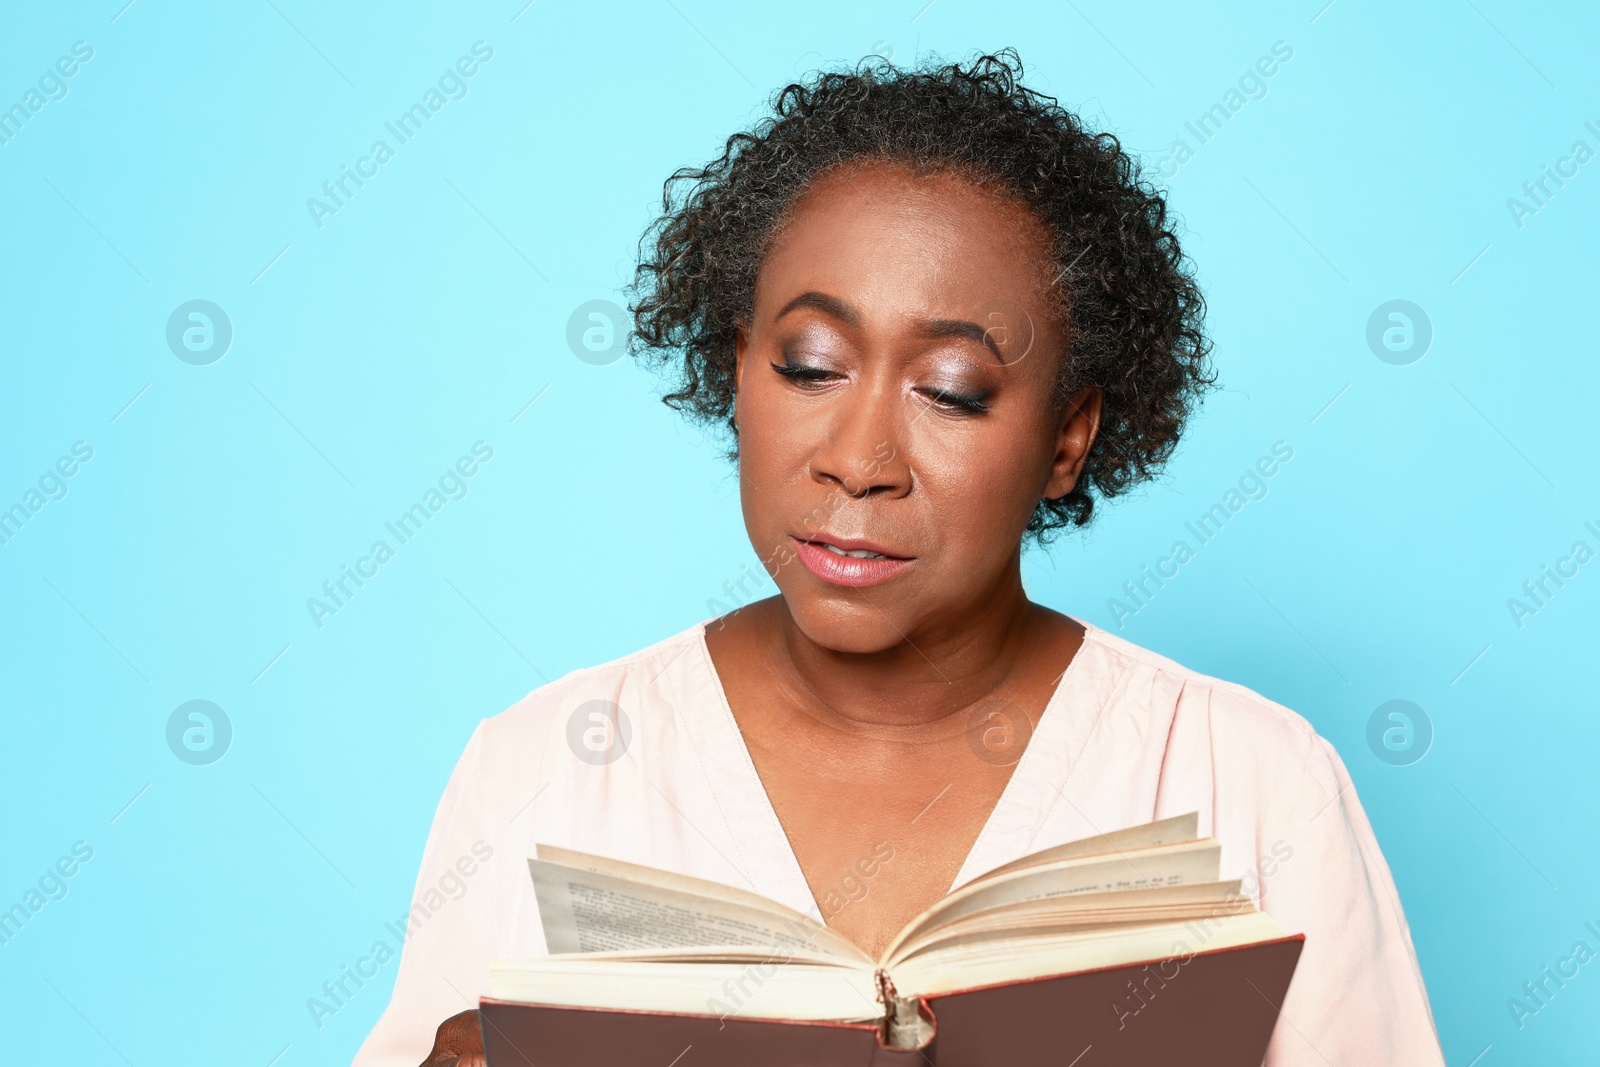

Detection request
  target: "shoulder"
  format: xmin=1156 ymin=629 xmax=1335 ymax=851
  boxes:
xmin=1080 ymin=622 xmax=1336 ymax=783
xmin=407 ymin=622 xmax=717 ymax=882
xmin=1076 ymin=625 xmax=1370 ymax=880
xmin=469 ymin=621 xmax=709 ymax=755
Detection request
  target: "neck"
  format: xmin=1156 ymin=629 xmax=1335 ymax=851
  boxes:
xmin=766 ymin=563 xmax=1049 ymax=734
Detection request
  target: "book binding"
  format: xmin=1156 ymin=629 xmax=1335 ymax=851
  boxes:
xmin=479 ymin=934 xmax=1304 ymax=1066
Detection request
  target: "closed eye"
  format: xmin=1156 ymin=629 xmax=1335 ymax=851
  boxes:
xmin=770 ymin=361 xmax=841 ymax=387
xmin=918 ymin=387 xmax=991 ymax=415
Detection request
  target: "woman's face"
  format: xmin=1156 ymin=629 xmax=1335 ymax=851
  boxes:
xmin=734 ymin=161 xmax=1100 ymax=654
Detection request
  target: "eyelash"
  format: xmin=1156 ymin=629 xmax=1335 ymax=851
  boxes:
xmin=768 ymin=361 xmax=991 ymax=415
xmin=924 ymin=388 xmax=991 ymax=415
xmin=769 ymin=361 xmax=834 ymax=385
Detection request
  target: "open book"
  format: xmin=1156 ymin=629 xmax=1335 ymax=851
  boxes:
xmin=481 ymin=815 xmax=1304 ymax=1066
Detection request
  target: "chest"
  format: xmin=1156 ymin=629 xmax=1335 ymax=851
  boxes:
xmin=739 ymin=723 xmax=1022 ymax=960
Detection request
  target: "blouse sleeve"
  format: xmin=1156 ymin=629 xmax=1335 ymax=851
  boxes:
xmin=352 ymin=721 xmax=499 ymax=1067
xmin=1258 ymin=733 xmax=1445 ymax=1066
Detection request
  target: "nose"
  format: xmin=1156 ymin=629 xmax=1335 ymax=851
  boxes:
xmin=807 ymin=378 xmax=912 ymax=499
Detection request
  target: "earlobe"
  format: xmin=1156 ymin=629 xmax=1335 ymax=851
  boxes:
xmin=1042 ymin=386 xmax=1103 ymax=500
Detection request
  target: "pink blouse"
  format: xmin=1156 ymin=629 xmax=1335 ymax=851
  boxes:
xmin=353 ymin=618 xmax=1444 ymax=1065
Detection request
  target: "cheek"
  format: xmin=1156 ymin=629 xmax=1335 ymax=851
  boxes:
xmin=735 ymin=384 xmax=808 ymax=528
xmin=910 ymin=416 xmax=1054 ymax=541
xmin=735 ymin=380 xmax=786 ymax=462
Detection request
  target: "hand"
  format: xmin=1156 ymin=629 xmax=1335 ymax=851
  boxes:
xmin=419 ymin=1010 xmax=484 ymax=1067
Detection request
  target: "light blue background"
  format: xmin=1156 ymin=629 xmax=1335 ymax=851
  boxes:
xmin=2 ymin=0 xmax=1596 ymax=1063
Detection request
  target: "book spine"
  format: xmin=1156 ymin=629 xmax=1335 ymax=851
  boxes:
xmin=873 ymin=969 xmax=930 ymax=1055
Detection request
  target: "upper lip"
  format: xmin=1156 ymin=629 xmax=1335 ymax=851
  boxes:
xmin=794 ymin=533 xmax=914 ymax=559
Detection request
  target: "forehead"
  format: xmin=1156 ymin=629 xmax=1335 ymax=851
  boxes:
xmin=754 ymin=160 xmax=1058 ymax=320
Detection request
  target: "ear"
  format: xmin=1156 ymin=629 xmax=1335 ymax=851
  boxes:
xmin=732 ymin=327 xmax=749 ymax=430
xmin=1041 ymin=385 xmax=1103 ymax=500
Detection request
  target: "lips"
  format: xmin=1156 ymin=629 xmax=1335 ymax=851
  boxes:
xmin=791 ymin=535 xmax=915 ymax=588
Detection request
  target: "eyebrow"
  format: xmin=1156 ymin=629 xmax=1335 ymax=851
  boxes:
xmin=776 ymin=291 xmax=860 ymax=326
xmin=774 ymin=291 xmax=1005 ymax=361
xmin=922 ymin=318 xmax=1004 ymax=362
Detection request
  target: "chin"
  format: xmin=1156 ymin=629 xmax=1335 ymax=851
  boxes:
xmin=779 ymin=585 xmax=920 ymax=656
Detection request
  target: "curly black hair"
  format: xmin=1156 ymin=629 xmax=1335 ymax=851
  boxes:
xmin=629 ymin=49 xmax=1215 ymax=538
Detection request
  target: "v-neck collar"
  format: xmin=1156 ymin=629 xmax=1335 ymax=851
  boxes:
xmin=679 ymin=617 xmax=1122 ymax=925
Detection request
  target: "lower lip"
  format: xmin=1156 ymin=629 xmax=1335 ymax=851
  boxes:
xmin=792 ymin=538 xmax=915 ymax=588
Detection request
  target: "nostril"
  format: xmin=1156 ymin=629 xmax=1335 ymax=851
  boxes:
xmin=807 ymin=436 xmax=910 ymax=499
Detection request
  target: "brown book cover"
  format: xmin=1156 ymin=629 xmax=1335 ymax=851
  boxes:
xmin=478 ymin=934 xmax=1303 ymax=1066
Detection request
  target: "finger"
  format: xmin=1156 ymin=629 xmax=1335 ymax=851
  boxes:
xmin=422 ymin=1009 xmax=484 ymax=1065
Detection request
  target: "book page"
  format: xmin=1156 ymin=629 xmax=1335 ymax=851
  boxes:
xmin=537 ymin=844 xmax=807 ymax=922
xmin=530 ymin=859 xmax=869 ymax=963
xmin=489 ymin=957 xmax=883 ymax=1023
xmin=883 ymin=841 xmax=1220 ymax=965
xmin=926 ymin=878 xmax=1243 ymax=937
xmin=528 ymin=946 xmax=863 ymax=967
xmin=956 ymin=812 xmax=1200 ymax=888
xmin=894 ymin=881 xmax=1251 ymax=962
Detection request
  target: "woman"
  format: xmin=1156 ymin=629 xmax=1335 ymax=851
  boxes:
xmin=356 ymin=53 xmax=1444 ymax=1066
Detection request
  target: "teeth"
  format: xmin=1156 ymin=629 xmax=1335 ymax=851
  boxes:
xmin=822 ymin=543 xmax=885 ymax=559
